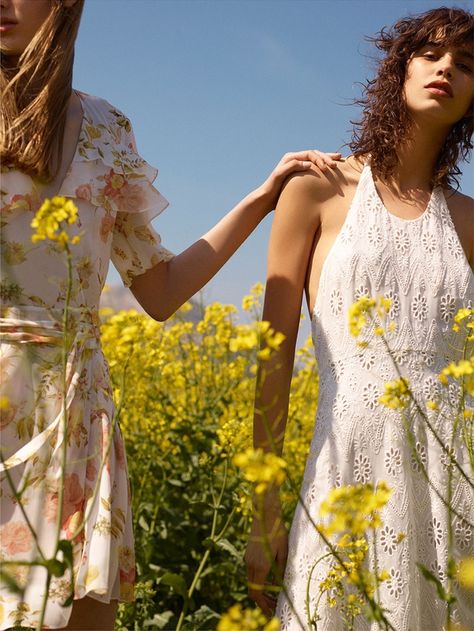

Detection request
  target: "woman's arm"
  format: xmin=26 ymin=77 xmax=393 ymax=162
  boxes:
xmin=244 ymin=170 xmax=323 ymax=616
xmin=130 ymin=151 xmax=340 ymax=320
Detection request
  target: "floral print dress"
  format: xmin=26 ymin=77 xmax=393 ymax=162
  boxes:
xmin=0 ymin=92 xmax=174 ymax=629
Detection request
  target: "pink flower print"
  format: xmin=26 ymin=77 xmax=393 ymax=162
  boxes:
xmin=116 ymin=183 xmax=146 ymax=213
xmin=114 ymin=432 xmax=126 ymax=470
xmin=100 ymin=214 xmax=115 ymax=243
xmin=44 ymin=474 xmax=84 ymax=526
xmin=63 ymin=510 xmax=84 ymax=541
xmin=86 ymin=458 xmax=98 ymax=482
xmin=44 ymin=490 xmax=59 ymax=523
xmin=75 ymin=184 xmax=92 ymax=202
xmin=63 ymin=473 xmax=84 ymax=521
xmin=0 ymin=521 xmax=34 ymax=555
xmin=9 ymin=193 xmax=39 ymax=213
xmin=103 ymin=169 xmax=126 ymax=199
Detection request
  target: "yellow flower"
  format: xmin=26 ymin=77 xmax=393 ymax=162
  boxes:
xmin=439 ymin=357 xmax=474 ymax=396
xmin=218 ymin=603 xmax=279 ymax=631
xmin=0 ymin=396 xmax=10 ymax=410
xmin=427 ymin=400 xmax=439 ymax=411
xmin=458 ymin=557 xmax=474 ymax=590
xmin=453 ymin=307 xmax=474 ymax=340
xmin=348 ymin=296 xmax=375 ymax=338
xmin=453 ymin=307 xmax=473 ymax=327
xmin=378 ymin=569 xmax=390 ymax=582
xmin=378 ymin=377 xmax=410 ymax=409
xmin=319 ymin=482 xmax=392 ymax=537
xmin=31 ymin=196 xmax=81 ymax=247
xmin=242 ymin=295 xmax=256 ymax=311
xmin=233 ymin=448 xmax=286 ymax=495
xmin=377 ymin=296 xmax=392 ymax=316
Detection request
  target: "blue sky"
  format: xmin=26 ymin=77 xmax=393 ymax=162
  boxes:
xmin=74 ymin=0 xmax=474 ymax=323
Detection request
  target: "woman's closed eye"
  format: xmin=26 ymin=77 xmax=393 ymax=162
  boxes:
xmin=456 ymin=61 xmax=473 ymax=73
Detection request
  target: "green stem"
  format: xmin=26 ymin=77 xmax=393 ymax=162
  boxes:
xmin=175 ymin=459 xmax=232 ymax=631
xmin=37 ymin=573 xmax=52 ymax=631
xmin=36 ymin=246 xmax=73 ymax=631
xmin=379 ymin=332 xmax=473 ymax=490
xmin=305 ymin=553 xmax=332 ymax=629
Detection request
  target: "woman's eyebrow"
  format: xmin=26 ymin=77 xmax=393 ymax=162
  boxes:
xmin=456 ymin=48 xmax=474 ymax=61
xmin=422 ymin=40 xmax=474 ymax=61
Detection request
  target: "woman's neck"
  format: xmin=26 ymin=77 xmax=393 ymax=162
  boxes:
xmin=390 ymin=119 xmax=451 ymax=192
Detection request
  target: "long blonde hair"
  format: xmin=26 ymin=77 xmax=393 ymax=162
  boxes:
xmin=1 ymin=0 xmax=85 ymax=182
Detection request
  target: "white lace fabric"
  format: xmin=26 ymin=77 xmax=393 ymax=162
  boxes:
xmin=276 ymin=165 xmax=474 ymax=630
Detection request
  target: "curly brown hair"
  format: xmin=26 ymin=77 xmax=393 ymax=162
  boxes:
xmin=349 ymin=6 xmax=474 ymax=189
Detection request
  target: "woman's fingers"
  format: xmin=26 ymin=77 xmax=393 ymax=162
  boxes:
xmin=281 ymin=149 xmax=343 ymax=171
xmin=257 ymin=149 xmax=343 ymax=214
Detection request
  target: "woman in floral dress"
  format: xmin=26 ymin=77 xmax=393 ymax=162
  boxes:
xmin=0 ymin=1 xmax=341 ymax=629
xmin=245 ymin=7 xmax=474 ymax=630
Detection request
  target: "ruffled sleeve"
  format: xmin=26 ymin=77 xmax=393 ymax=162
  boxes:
xmin=106 ymin=121 xmax=174 ymax=287
xmin=63 ymin=94 xmax=174 ymax=287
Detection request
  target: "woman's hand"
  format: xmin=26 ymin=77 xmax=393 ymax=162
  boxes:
xmin=257 ymin=150 xmax=342 ymax=214
xmin=244 ymin=498 xmax=289 ymax=617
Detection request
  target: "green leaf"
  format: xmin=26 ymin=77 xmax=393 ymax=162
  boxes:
xmin=215 ymin=538 xmax=241 ymax=559
xmin=45 ymin=559 xmax=65 ymax=578
xmin=138 ymin=515 xmax=150 ymax=532
xmin=0 ymin=568 xmax=23 ymax=594
xmin=57 ymin=539 xmax=74 ymax=567
xmin=57 ymin=540 xmax=75 ymax=607
xmin=145 ymin=611 xmax=175 ymax=628
xmin=157 ymin=572 xmax=188 ymax=602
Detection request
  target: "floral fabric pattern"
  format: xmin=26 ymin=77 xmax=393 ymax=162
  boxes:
xmin=276 ymin=165 xmax=474 ymax=630
xmin=0 ymin=92 xmax=173 ymax=629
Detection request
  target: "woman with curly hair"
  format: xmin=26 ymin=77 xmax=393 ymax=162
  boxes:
xmin=245 ymin=6 xmax=474 ymax=630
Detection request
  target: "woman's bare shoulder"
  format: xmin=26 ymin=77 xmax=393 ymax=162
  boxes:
xmin=281 ymin=156 xmax=363 ymax=205
xmin=444 ymin=188 xmax=474 ymax=264
xmin=444 ymin=188 xmax=474 ymax=213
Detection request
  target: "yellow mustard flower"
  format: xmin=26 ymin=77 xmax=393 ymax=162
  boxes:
xmin=439 ymin=357 xmax=474 ymax=396
xmin=378 ymin=377 xmax=410 ymax=409
xmin=233 ymin=448 xmax=287 ymax=495
xmin=348 ymin=296 xmax=376 ymax=338
xmin=452 ymin=307 xmax=474 ymax=336
xmin=31 ymin=196 xmax=81 ymax=247
xmin=458 ymin=557 xmax=474 ymax=590
xmin=218 ymin=603 xmax=279 ymax=631
xmin=319 ymin=482 xmax=392 ymax=537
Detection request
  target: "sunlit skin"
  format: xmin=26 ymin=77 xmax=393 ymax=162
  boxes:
xmin=245 ymin=40 xmax=474 ymax=617
xmin=0 ymin=0 xmax=51 ymax=63
xmin=405 ymin=43 xmax=474 ymax=129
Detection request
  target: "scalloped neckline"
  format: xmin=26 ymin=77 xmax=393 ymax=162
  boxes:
xmin=367 ymin=165 xmax=438 ymax=224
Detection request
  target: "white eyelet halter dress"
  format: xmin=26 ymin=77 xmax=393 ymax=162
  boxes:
xmin=276 ymin=164 xmax=474 ymax=631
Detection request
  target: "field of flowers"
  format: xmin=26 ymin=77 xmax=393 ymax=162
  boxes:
xmin=3 ymin=198 xmax=472 ymax=631
xmin=101 ymin=285 xmax=319 ymax=630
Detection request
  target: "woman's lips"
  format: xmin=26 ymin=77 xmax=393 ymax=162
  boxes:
xmin=425 ymin=82 xmax=453 ymax=98
xmin=0 ymin=21 xmax=18 ymax=33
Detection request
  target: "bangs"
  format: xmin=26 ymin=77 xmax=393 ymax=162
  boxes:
xmin=405 ymin=10 xmax=474 ymax=55
xmin=424 ymin=24 xmax=474 ymax=52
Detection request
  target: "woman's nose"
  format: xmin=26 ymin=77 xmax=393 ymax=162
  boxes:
xmin=435 ymin=55 xmax=454 ymax=78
